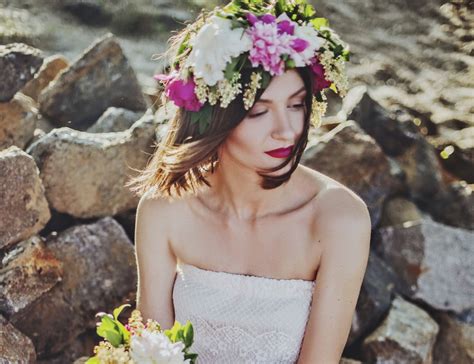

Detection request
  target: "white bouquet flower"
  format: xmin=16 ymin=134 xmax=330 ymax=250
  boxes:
xmin=85 ymin=304 xmax=198 ymax=364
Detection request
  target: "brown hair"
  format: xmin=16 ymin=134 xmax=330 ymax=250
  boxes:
xmin=125 ymin=65 xmax=315 ymax=201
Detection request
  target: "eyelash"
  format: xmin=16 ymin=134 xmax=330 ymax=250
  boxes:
xmin=249 ymin=104 xmax=305 ymax=118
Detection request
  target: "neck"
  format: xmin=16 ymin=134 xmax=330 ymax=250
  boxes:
xmin=199 ymin=154 xmax=293 ymax=223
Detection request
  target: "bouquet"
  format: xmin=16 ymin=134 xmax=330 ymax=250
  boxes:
xmin=85 ymin=304 xmax=198 ymax=364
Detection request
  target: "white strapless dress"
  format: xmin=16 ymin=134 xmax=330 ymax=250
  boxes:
xmin=172 ymin=262 xmax=316 ymax=364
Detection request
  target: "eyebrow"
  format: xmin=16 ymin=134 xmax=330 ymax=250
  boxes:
xmin=256 ymin=86 xmax=306 ymax=104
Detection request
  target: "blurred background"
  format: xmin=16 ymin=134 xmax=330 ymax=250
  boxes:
xmin=0 ymin=0 xmax=472 ymax=363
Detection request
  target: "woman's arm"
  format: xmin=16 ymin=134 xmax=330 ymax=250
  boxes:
xmin=134 ymin=192 xmax=178 ymax=330
xmin=297 ymin=188 xmax=371 ymax=364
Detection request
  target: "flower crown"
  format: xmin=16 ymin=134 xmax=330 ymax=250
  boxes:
xmin=154 ymin=0 xmax=350 ymax=135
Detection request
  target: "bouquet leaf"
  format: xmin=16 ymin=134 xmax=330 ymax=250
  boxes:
xmin=85 ymin=356 xmax=100 ymax=364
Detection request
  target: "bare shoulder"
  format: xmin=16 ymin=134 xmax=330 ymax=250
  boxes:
xmin=297 ymin=165 xmax=371 ymax=226
xmin=135 ymin=188 xmax=185 ymax=240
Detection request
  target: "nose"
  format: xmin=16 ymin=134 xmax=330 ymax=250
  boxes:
xmin=271 ymin=106 xmax=299 ymax=141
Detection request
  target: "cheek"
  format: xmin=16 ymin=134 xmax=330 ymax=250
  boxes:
xmin=225 ymin=120 xmax=266 ymax=154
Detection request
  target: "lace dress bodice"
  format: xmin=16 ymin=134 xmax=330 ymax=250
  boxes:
xmin=172 ymin=262 xmax=316 ymax=364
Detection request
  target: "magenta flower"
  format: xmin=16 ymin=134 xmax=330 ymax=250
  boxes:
xmin=154 ymin=71 xmax=203 ymax=111
xmin=310 ymin=56 xmax=332 ymax=92
xmin=260 ymin=13 xmax=276 ymax=24
xmin=291 ymin=38 xmax=309 ymax=52
xmin=246 ymin=12 xmax=258 ymax=26
xmin=277 ymin=20 xmax=295 ymax=35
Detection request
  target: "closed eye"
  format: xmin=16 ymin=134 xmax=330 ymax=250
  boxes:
xmin=248 ymin=104 xmax=305 ymax=118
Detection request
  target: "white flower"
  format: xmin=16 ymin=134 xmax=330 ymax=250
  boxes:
xmin=129 ymin=330 xmax=191 ymax=364
xmin=185 ymin=15 xmax=252 ymax=86
xmin=292 ymin=23 xmax=324 ymax=66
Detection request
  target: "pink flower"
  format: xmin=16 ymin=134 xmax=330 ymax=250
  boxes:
xmin=246 ymin=20 xmax=295 ymax=75
xmin=291 ymin=38 xmax=309 ymax=52
xmin=277 ymin=20 xmax=295 ymax=35
xmin=246 ymin=12 xmax=258 ymax=26
xmin=309 ymin=56 xmax=332 ymax=92
xmin=260 ymin=13 xmax=276 ymax=24
xmin=125 ymin=324 xmax=131 ymax=332
xmin=154 ymin=71 xmax=203 ymax=111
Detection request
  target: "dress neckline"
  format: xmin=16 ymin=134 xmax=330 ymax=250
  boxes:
xmin=177 ymin=261 xmax=315 ymax=284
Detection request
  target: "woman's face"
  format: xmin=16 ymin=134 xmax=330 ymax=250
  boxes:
xmin=220 ymin=69 xmax=306 ymax=175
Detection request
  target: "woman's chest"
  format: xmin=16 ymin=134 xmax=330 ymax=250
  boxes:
xmin=169 ymin=204 xmax=322 ymax=281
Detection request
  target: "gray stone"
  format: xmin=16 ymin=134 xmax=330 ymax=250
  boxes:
xmin=375 ymin=218 xmax=474 ymax=315
xmin=26 ymin=113 xmax=157 ymax=218
xmin=38 ymin=32 xmax=147 ymax=130
xmin=0 ymin=146 xmax=51 ymax=250
xmin=87 ymin=106 xmax=146 ymax=133
xmin=0 ymin=92 xmax=38 ymax=151
xmin=0 ymin=235 xmax=63 ymax=317
xmin=0 ymin=43 xmax=43 ymax=102
xmin=362 ymin=295 xmax=439 ymax=363
xmin=0 ymin=313 xmax=36 ymax=363
xmin=9 ymin=217 xmax=137 ymax=358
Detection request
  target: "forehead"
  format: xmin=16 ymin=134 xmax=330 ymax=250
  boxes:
xmin=258 ymin=69 xmax=306 ymax=102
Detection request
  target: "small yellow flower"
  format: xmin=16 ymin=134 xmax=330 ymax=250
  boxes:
xmin=243 ymin=71 xmax=262 ymax=110
xmin=310 ymin=95 xmax=327 ymax=128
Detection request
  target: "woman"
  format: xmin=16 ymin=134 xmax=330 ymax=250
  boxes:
xmin=127 ymin=1 xmax=371 ymax=363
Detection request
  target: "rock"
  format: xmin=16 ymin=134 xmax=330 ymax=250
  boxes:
xmin=0 ymin=235 xmax=63 ymax=317
xmin=348 ymin=252 xmax=399 ymax=346
xmin=428 ymin=126 xmax=474 ymax=183
xmin=0 ymin=146 xmax=51 ymax=250
xmin=38 ymin=32 xmax=147 ymax=130
xmin=340 ymin=86 xmax=446 ymax=204
xmin=362 ymin=295 xmax=439 ymax=363
xmin=427 ymin=181 xmax=474 ymax=230
xmin=0 ymin=7 xmax=42 ymax=46
xmin=432 ymin=311 xmax=474 ymax=364
xmin=8 ymin=217 xmax=137 ymax=359
xmin=301 ymin=120 xmax=404 ymax=227
xmin=37 ymin=327 xmax=97 ymax=364
xmin=379 ymin=196 xmax=424 ymax=227
xmin=26 ymin=113 xmax=157 ymax=218
xmin=0 ymin=92 xmax=38 ymax=150
xmin=61 ymin=0 xmax=112 ymax=26
xmin=0 ymin=43 xmax=43 ymax=102
xmin=374 ymin=218 xmax=474 ymax=315
xmin=114 ymin=208 xmax=137 ymax=242
xmin=87 ymin=106 xmax=146 ymax=133
xmin=0 ymin=313 xmax=36 ymax=363
xmin=21 ymin=55 xmax=70 ymax=103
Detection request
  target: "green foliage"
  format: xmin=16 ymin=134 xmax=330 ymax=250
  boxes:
xmin=190 ymin=103 xmax=213 ymax=134
xmin=164 ymin=320 xmax=198 ymax=364
xmin=95 ymin=303 xmax=131 ymax=348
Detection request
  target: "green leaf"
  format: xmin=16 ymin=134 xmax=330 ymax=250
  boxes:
xmin=113 ymin=304 xmax=131 ymax=321
xmin=329 ymin=83 xmax=338 ymax=93
xmin=184 ymin=352 xmax=199 ymax=363
xmin=85 ymin=356 xmax=100 ymax=364
xmin=303 ymin=4 xmax=316 ymax=18
xmin=224 ymin=56 xmax=240 ymax=80
xmin=97 ymin=315 xmax=118 ymax=339
xmin=183 ymin=321 xmax=194 ymax=348
xmin=115 ymin=319 xmax=131 ymax=344
xmin=104 ymin=329 xmax=123 ymax=347
xmin=310 ymin=17 xmax=329 ymax=30
xmin=177 ymin=32 xmax=190 ymax=57
xmin=190 ymin=110 xmax=201 ymax=125
xmin=285 ymin=58 xmax=296 ymax=68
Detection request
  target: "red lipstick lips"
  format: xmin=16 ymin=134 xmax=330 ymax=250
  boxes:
xmin=264 ymin=145 xmax=294 ymax=158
